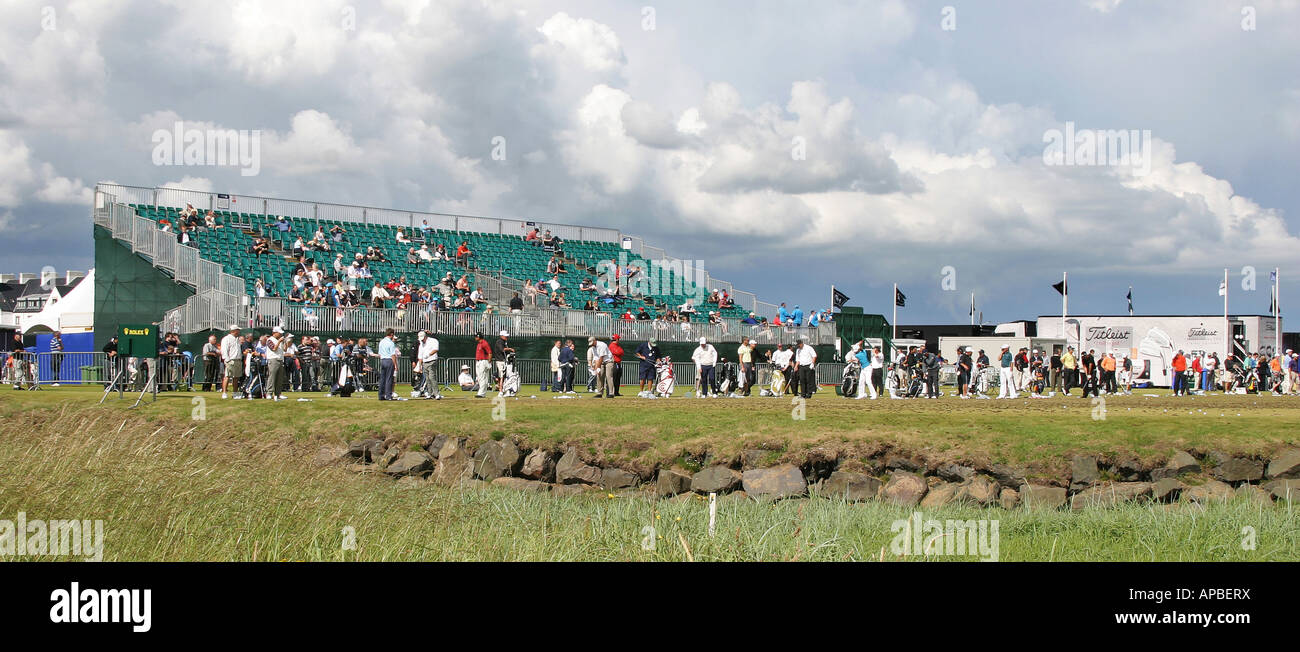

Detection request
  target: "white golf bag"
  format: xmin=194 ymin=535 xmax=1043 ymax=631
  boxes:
xmin=654 ymin=357 xmax=675 ymax=397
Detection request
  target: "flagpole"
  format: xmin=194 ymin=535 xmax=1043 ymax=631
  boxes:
xmin=1275 ymin=267 xmax=1281 ymax=356
xmin=892 ymin=283 xmax=898 ymax=359
xmin=1223 ymin=268 xmax=1230 ymax=357
xmin=1061 ymin=272 xmax=1068 ymax=350
xmin=1128 ymin=286 xmax=1133 ymax=316
xmin=830 ymin=285 xmax=834 ymax=315
xmin=970 ymin=291 xmax=975 ymax=326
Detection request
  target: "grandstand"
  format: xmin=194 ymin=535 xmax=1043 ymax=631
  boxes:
xmin=91 ymin=183 xmax=860 ymax=357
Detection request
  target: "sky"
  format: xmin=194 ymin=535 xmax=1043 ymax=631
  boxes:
xmin=1 ymin=0 xmax=1298 ymax=325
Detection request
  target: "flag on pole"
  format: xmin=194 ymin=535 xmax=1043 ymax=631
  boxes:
xmin=1270 ymin=285 xmax=1279 ymax=315
xmin=1052 ymin=280 xmax=1068 ymax=296
xmin=1218 ymin=281 xmax=1226 ymax=297
xmin=1126 ymin=288 xmax=1133 ymax=316
xmin=832 ymin=287 xmax=850 ymax=309
xmin=894 ymin=287 xmax=907 ymax=307
xmin=969 ymin=293 xmax=975 ymax=316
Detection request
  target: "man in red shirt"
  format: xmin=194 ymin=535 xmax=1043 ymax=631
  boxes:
xmin=473 ymin=332 xmax=493 ymax=397
xmin=609 ymin=334 xmax=625 ymax=397
xmin=1170 ymin=350 xmax=1187 ymax=396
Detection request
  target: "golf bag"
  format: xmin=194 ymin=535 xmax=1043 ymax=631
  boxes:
xmin=840 ymin=358 xmax=861 ymax=397
xmin=243 ymin=363 xmax=265 ymax=399
xmin=717 ymin=362 xmax=736 ymax=395
xmin=654 ymin=356 xmax=675 ymax=397
xmin=905 ymin=363 xmax=924 ymax=398
xmin=500 ymin=353 xmax=520 ymax=397
xmin=331 ymin=359 xmax=356 ymax=397
xmin=768 ymin=363 xmax=788 ymax=396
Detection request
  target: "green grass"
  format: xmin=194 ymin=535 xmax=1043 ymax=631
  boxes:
xmin=0 ymin=387 xmax=1297 ymax=561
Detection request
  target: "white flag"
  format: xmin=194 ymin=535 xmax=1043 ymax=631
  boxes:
xmin=1218 ymin=281 xmax=1226 ymax=297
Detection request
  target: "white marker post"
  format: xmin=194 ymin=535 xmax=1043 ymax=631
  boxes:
xmin=708 ymin=492 xmax=717 ymax=537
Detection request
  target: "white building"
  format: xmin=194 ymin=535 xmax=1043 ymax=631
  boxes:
xmin=1035 ymin=314 xmax=1281 ymax=386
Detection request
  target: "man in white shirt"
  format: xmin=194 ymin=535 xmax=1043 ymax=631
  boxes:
xmin=549 ymin=339 xmax=562 ymax=392
xmin=691 ymin=337 xmax=718 ymax=397
xmin=370 ymin=282 xmax=390 ymax=308
xmin=220 ymin=325 xmax=243 ymax=399
xmin=587 ymin=336 xmax=612 ymax=398
xmin=264 ymin=327 xmax=288 ymax=401
xmin=415 ymin=330 xmax=442 ymax=399
xmin=770 ymin=343 xmax=793 ymax=394
xmin=792 ymin=338 xmax=817 ymax=398
xmin=417 ymin=244 xmax=434 ymax=262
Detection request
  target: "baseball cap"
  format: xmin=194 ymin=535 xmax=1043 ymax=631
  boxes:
xmin=611 ymin=334 xmax=621 ymax=341
xmin=272 ymin=326 xmax=284 ymax=334
xmin=228 ymin=324 xmax=240 ymax=331
xmin=1001 ymin=344 xmax=1010 ymax=349
xmin=500 ymin=330 xmax=509 ymax=337
xmin=699 ymin=337 xmax=707 ymax=345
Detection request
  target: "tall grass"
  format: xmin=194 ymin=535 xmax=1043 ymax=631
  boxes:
xmin=1 ymin=402 xmax=1295 ymax=561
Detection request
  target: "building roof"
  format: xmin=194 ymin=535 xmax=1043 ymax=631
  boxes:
xmin=0 ymin=277 xmax=84 ymax=313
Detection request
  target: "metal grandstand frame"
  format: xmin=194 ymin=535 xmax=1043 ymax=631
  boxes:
xmin=94 ymin=182 xmax=801 ymax=338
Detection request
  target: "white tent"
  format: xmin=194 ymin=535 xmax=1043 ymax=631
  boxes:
xmin=20 ymin=268 xmax=95 ymax=334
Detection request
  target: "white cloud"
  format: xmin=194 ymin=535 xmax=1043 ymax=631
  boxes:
xmin=536 ymin=12 xmax=625 ymax=73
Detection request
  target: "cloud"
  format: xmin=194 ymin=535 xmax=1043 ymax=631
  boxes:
xmin=536 ymin=12 xmax=626 ymax=73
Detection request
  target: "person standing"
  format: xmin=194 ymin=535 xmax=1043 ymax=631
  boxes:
xmin=201 ymin=334 xmax=220 ymax=391
xmin=1101 ymin=353 xmax=1117 ymax=394
xmin=415 ymin=330 xmax=442 ymax=399
xmin=855 ymin=344 xmax=876 ymax=399
xmin=997 ymin=344 xmax=1017 ymax=399
xmin=923 ymin=345 xmax=940 ymax=398
xmin=587 ymin=336 xmax=612 ymax=398
xmin=1049 ymin=346 xmax=1062 ymax=394
xmin=377 ymin=328 xmax=398 ymax=401
xmin=48 ymin=331 xmax=63 ymax=386
xmin=493 ymin=330 xmax=514 ymax=391
xmin=473 ymin=332 xmax=493 ymax=398
xmin=1171 ymin=350 xmax=1188 ymax=396
xmin=1060 ymin=346 xmax=1077 ymax=396
xmin=558 ymin=339 xmax=576 ymax=393
xmin=692 ymin=337 xmax=717 ymax=398
xmin=549 ymin=340 xmax=562 ymax=392
xmin=636 ymin=338 xmax=659 ymax=395
xmin=220 ymin=326 xmax=243 ymax=399
xmin=871 ymin=345 xmax=885 ymax=396
xmin=737 ymin=336 xmax=756 ymax=397
xmin=956 ymin=346 xmax=973 ymax=399
xmin=264 ymin=328 xmax=288 ymax=401
xmin=609 ymin=334 xmax=625 ymax=396
xmin=793 ymin=338 xmax=817 ymax=399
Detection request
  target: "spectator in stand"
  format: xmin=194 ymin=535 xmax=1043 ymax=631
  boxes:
xmin=370 ymin=282 xmax=390 ymax=308
xmin=509 ymin=292 xmax=524 ymax=313
xmin=456 ymin=241 xmax=472 ymax=265
xmin=637 ymin=307 xmax=651 ymax=321
xmin=395 ymin=228 xmax=410 ymax=244
xmin=525 ymin=227 xmax=540 ymax=242
xmin=791 ymin=305 xmax=804 ymax=327
xmin=274 ymin=216 xmax=291 ymax=233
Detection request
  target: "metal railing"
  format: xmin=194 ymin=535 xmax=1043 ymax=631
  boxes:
xmin=246 ymin=298 xmax=837 ymax=344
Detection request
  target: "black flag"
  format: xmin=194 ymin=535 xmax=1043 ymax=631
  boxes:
xmin=895 ymin=288 xmax=907 ymax=307
xmin=1269 ymin=287 xmax=1278 ymax=315
xmin=1126 ymin=288 xmax=1133 ymax=315
xmin=832 ymin=288 xmax=850 ymax=309
xmin=1052 ymin=280 xmax=1068 ymax=296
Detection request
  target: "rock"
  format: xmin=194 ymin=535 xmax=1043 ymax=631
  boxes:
xmin=691 ymin=466 xmax=742 ymax=494
xmin=1266 ymin=449 xmax=1300 ymax=479
xmin=555 ymin=448 xmax=602 ymax=485
xmin=987 ymin=464 xmax=1026 ymax=489
xmin=1184 ymin=480 xmax=1233 ymax=504
xmin=1234 ymin=484 xmax=1274 ymax=506
xmin=1070 ymin=482 xmax=1152 ymax=510
xmin=920 ymin=482 xmax=960 ymax=509
xmin=425 ymin=434 xmax=450 ymax=458
xmin=656 ymin=467 xmax=694 ymax=497
xmin=1114 ymin=456 xmax=1144 ymax=482
xmin=882 ymin=472 xmax=927 ymax=507
xmin=802 ymin=448 xmax=839 ymax=482
xmin=378 ymin=445 xmax=402 ymax=470
xmin=1070 ymin=456 xmax=1100 ymax=492
xmin=936 ymin=463 xmax=975 ymax=483
xmin=385 ymin=451 xmax=434 ymax=477
xmin=366 ymin=439 xmax=387 ymax=464
xmin=955 ymin=475 xmax=1000 ymax=506
xmin=1152 ymin=451 xmax=1200 ymax=480
xmin=601 ymin=467 xmax=639 ymax=490
xmin=491 ymin=477 xmax=549 ymax=493
xmin=999 ymin=487 xmax=1020 ymax=510
xmin=741 ymin=464 xmax=807 ymax=499
xmin=821 ymin=471 xmax=882 ymax=502
xmin=312 ymin=445 xmax=349 ymax=467
xmin=349 ymin=438 xmax=383 ymax=462
xmin=741 ymin=449 xmax=768 ymax=470
xmin=1151 ymin=478 xmax=1183 ymax=502
xmin=1204 ymin=450 xmax=1231 ymax=470
xmin=1263 ymin=478 xmax=1300 ymax=502
xmin=433 ymin=438 xmax=473 ymax=485
xmin=472 ymin=439 xmax=523 ymax=481
xmin=1019 ymin=484 xmax=1067 ymax=510
xmin=1210 ymin=457 xmax=1264 ymax=483
xmin=519 ymin=449 xmax=556 ymax=482
xmin=885 ymin=455 xmax=921 ymax=472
